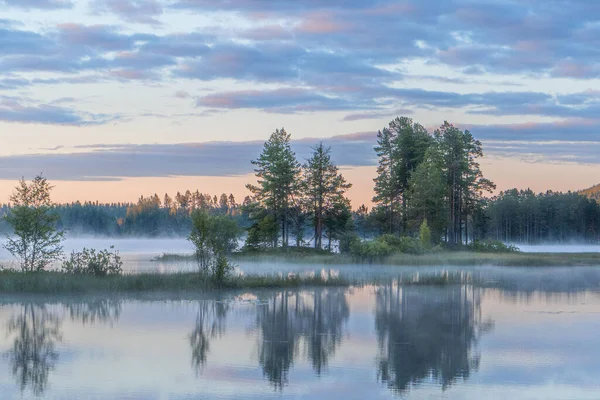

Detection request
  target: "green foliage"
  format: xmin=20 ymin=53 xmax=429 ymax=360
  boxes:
xmin=188 ymin=210 xmax=242 ymax=274
xmin=485 ymin=189 xmax=600 ymax=244
xmin=323 ymin=201 xmax=353 ymax=251
xmin=244 ymin=215 xmax=278 ymax=251
xmin=0 ymin=271 xmax=349 ymax=294
xmin=188 ymin=210 xmax=212 ymax=271
xmin=408 ymin=146 xmax=448 ymax=242
xmin=467 ymin=240 xmax=520 ymax=253
xmin=4 ymin=175 xmax=64 ymax=272
xmin=377 ymin=234 xmax=424 ymax=254
xmin=373 ymin=117 xmax=433 ymax=234
xmin=419 ymin=219 xmax=432 ymax=249
xmin=434 ymin=122 xmax=496 ymax=245
xmin=349 ymin=239 xmax=393 ymax=261
xmin=62 ymin=246 xmax=123 ymax=276
xmin=302 ymin=143 xmax=352 ymax=249
xmin=338 ymin=232 xmax=360 ymax=255
xmin=246 ymin=128 xmax=301 ymax=247
xmin=212 ymin=254 xmax=234 ymax=286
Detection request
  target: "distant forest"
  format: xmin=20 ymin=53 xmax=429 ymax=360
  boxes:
xmin=1 ymin=116 xmax=599 ymax=245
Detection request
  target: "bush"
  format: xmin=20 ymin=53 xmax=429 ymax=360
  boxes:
xmin=377 ymin=235 xmax=424 ymax=254
xmin=468 ymin=239 xmax=520 ymax=253
xmin=349 ymin=239 xmax=393 ymax=261
xmin=62 ymin=246 xmax=123 ymax=277
xmin=338 ymin=232 xmax=360 ymax=254
xmin=419 ymin=219 xmax=432 ymax=249
xmin=189 ymin=210 xmax=242 ymax=273
xmin=212 ymin=254 xmax=234 ymax=286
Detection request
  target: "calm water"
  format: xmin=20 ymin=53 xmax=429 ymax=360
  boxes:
xmin=2 ymin=239 xmax=600 ymax=398
xmin=1 ymin=280 xmax=600 ymax=399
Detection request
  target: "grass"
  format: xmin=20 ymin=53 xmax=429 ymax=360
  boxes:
xmin=0 ymin=269 xmax=479 ymax=294
xmin=0 ymin=270 xmax=351 ymax=294
xmin=154 ymin=250 xmax=600 ymax=267
xmin=385 ymin=251 xmax=600 ymax=267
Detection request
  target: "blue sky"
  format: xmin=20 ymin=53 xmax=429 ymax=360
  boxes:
xmin=1 ymin=0 xmax=600 ymax=205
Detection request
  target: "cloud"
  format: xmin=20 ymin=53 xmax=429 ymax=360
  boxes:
xmin=56 ymin=23 xmax=139 ymax=52
xmin=2 ymin=0 xmax=600 ymax=131
xmin=174 ymin=91 xmax=190 ymax=99
xmin=0 ymin=134 xmax=378 ymax=181
xmin=193 ymin=86 xmax=600 ymax=120
xmin=195 ymin=88 xmax=361 ymax=113
xmin=92 ymin=0 xmax=164 ymax=25
xmin=0 ymin=96 xmax=118 ymax=125
xmin=176 ymin=43 xmax=305 ymax=82
xmin=0 ymin=0 xmax=72 ymax=9
xmin=464 ymin=120 xmax=600 ymax=142
xmin=342 ymin=109 xmax=413 ymax=122
xmin=2 ymin=119 xmax=599 ymax=182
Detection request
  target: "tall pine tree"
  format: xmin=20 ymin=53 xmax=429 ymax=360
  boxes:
xmin=302 ymin=143 xmax=352 ymax=250
xmin=247 ymin=128 xmax=301 ymax=247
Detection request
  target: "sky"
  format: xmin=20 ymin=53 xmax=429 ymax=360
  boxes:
xmin=1 ymin=0 xmax=600 ymax=207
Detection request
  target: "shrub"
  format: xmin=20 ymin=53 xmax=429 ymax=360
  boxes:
xmin=419 ymin=219 xmax=432 ymax=249
xmin=338 ymin=232 xmax=360 ymax=254
xmin=62 ymin=246 xmax=123 ymax=277
xmin=377 ymin=235 xmax=424 ymax=254
xmin=189 ymin=210 xmax=242 ymax=273
xmin=349 ymin=239 xmax=393 ymax=261
xmin=212 ymin=254 xmax=234 ymax=286
xmin=468 ymin=239 xmax=520 ymax=253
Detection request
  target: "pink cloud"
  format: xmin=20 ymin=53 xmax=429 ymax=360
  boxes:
xmin=109 ymin=69 xmax=149 ymax=80
xmin=243 ymin=25 xmax=292 ymax=41
xmin=515 ymin=40 xmax=544 ymax=52
xmin=296 ymin=11 xmax=351 ymax=34
xmin=363 ymin=3 xmax=416 ymax=16
xmin=552 ymin=61 xmax=597 ymax=78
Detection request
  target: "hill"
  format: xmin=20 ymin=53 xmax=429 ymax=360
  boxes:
xmin=579 ymin=183 xmax=600 ymax=201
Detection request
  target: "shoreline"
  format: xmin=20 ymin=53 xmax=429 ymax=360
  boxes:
xmin=0 ymin=270 xmax=470 ymax=295
xmin=154 ymin=251 xmax=600 ymax=267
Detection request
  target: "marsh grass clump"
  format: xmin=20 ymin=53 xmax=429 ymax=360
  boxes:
xmin=0 ymin=271 xmax=350 ymax=294
xmin=467 ymin=240 xmax=520 ymax=253
xmin=152 ymin=253 xmax=195 ymax=262
xmin=62 ymin=246 xmax=123 ymax=277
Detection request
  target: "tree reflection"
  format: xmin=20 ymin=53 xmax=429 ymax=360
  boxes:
xmin=6 ymin=304 xmax=62 ymax=396
xmin=375 ymin=284 xmax=492 ymax=394
xmin=301 ymin=288 xmax=349 ymax=375
xmin=66 ymin=298 xmax=122 ymax=326
xmin=5 ymin=298 xmax=123 ymax=396
xmin=189 ymin=300 xmax=229 ymax=374
xmin=256 ymin=288 xmax=350 ymax=389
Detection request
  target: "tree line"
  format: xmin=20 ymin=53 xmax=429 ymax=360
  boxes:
xmin=0 ymin=190 xmax=251 ymax=237
xmin=3 ymin=116 xmax=600 ymax=247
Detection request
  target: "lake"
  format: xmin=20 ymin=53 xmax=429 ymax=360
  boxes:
xmin=1 ymin=280 xmax=600 ymax=399
xmin=2 ymin=237 xmax=600 ymax=274
xmin=2 ymin=238 xmax=600 ymax=399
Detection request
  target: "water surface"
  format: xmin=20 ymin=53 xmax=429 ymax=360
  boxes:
xmin=1 ymin=279 xmax=600 ymax=399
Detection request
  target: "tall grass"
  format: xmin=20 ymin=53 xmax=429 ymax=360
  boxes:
xmin=0 ymin=271 xmax=350 ymax=294
xmin=155 ymin=250 xmax=600 ymax=267
xmin=0 ymin=269 xmax=481 ymax=294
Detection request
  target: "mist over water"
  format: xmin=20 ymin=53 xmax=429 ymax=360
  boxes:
xmin=1 ymin=237 xmax=600 ymax=398
xmin=517 ymin=244 xmax=600 ymax=253
xmin=1 ymin=283 xmax=600 ymax=399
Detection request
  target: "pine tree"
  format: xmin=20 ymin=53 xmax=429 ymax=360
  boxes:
xmin=408 ymin=145 xmax=448 ymax=243
xmin=302 ymin=143 xmax=352 ymax=250
xmin=246 ymin=128 xmax=301 ymax=247
xmin=373 ymin=117 xmax=432 ymax=234
xmin=435 ymin=122 xmax=495 ymax=245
